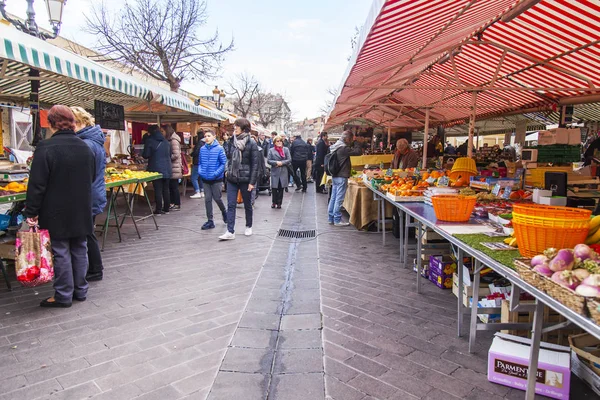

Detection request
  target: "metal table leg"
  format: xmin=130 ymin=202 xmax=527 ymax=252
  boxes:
xmin=382 ymin=196 xmax=386 ymax=246
xmin=403 ymin=212 xmax=410 ymax=267
xmin=0 ymin=258 xmax=11 ymax=291
xmin=375 ymin=192 xmax=380 ymax=233
xmin=398 ymin=208 xmax=405 ymax=267
xmin=101 ymin=187 xmax=115 ymax=251
xmin=416 ymin=222 xmax=422 ymax=294
xmin=117 ymin=185 xmax=141 ymax=239
xmin=457 ymin=248 xmax=464 ymax=337
xmin=469 ymin=260 xmax=483 ymax=353
xmin=526 ymin=301 xmax=544 ymax=400
xmin=142 ymin=182 xmax=159 ymax=230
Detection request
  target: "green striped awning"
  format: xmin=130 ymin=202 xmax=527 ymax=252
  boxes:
xmin=0 ymin=24 xmax=225 ymax=122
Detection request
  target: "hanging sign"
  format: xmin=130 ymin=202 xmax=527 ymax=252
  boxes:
xmin=94 ymin=100 xmax=125 ymax=130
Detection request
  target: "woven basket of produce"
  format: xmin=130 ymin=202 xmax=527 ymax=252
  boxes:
xmin=513 ymin=259 xmax=549 ymax=292
xmin=587 ymin=299 xmax=600 ymax=325
xmin=544 ymin=276 xmax=586 ymax=315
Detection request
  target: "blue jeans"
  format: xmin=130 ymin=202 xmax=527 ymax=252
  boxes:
xmin=191 ymin=165 xmax=203 ymax=193
xmin=328 ymin=177 xmax=348 ymax=223
xmin=226 ymin=181 xmax=253 ymax=234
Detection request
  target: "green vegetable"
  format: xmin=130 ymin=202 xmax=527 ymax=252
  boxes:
xmin=499 ymin=213 xmax=513 ymax=220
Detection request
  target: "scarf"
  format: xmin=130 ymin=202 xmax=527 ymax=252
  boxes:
xmin=234 ymin=132 xmax=249 ymax=151
xmin=275 ymin=146 xmax=285 ymax=158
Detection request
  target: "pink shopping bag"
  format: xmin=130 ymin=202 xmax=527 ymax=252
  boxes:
xmin=15 ymin=227 xmax=54 ymax=287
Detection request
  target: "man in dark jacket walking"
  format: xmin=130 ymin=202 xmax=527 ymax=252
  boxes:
xmin=328 ymin=131 xmax=362 ymax=226
xmin=220 ymin=118 xmax=259 ymax=240
xmin=290 ymin=133 xmax=310 ymax=193
xmin=314 ymin=132 xmax=329 ymax=194
xmin=257 ymin=132 xmax=270 ymax=158
xmin=190 ymin=130 xmax=205 ymax=199
xmin=142 ymin=125 xmax=172 ymax=214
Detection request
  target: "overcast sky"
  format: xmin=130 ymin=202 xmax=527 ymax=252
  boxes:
xmin=5 ymin=0 xmax=372 ymax=120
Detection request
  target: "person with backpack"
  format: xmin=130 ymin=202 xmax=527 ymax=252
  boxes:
xmin=290 ymin=133 xmax=310 ymax=193
xmin=314 ymin=132 xmax=329 ymax=194
xmin=327 ymin=130 xmax=362 ymax=226
xmin=219 ymin=118 xmax=259 ymax=240
xmin=199 ymin=130 xmax=227 ymax=230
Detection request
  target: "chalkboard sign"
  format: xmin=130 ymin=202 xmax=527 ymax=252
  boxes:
xmin=94 ymin=100 xmax=125 ymax=130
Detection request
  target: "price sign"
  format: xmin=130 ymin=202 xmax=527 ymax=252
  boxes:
xmin=437 ymin=176 xmax=450 ymax=187
xmin=502 ymin=187 xmax=513 ymax=200
xmin=491 ymin=184 xmax=502 ymax=196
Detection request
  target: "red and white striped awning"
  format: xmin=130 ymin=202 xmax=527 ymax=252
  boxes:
xmin=326 ymin=0 xmax=600 ymax=130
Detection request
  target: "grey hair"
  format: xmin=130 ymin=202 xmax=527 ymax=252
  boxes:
xmin=341 ymin=130 xmax=354 ymax=142
xmin=396 ymin=138 xmax=409 ymax=148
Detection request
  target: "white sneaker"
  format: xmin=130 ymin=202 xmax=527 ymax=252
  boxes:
xmin=334 ymin=222 xmax=350 ymax=227
xmin=190 ymin=192 xmax=202 ymax=199
xmin=245 ymin=227 xmax=253 ymax=236
xmin=219 ymin=231 xmax=235 ymax=240
xmin=200 ymin=192 xmax=205 ymax=198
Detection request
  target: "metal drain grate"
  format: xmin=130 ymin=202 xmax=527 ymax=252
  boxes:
xmin=277 ymin=229 xmax=316 ymax=239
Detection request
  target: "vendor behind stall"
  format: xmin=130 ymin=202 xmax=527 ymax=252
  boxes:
xmin=392 ymin=139 xmax=419 ymax=169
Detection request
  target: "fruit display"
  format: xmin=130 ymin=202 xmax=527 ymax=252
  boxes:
xmin=586 ymin=215 xmax=600 ymax=245
xmin=0 ymin=181 xmax=27 ymax=193
xmin=105 ymin=168 xmax=161 ymax=183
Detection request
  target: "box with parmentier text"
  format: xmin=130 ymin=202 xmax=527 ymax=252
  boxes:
xmin=488 ymin=333 xmax=571 ymax=399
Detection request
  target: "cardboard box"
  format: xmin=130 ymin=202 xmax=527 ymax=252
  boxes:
xmin=451 ymin=272 xmax=491 ymax=306
xmin=538 ymin=131 xmax=557 ymax=146
xmin=429 ymin=255 xmax=457 ymax=289
xmin=488 ymin=333 xmax=571 ymax=399
xmin=550 ymin=128 xmax=570 ymax=145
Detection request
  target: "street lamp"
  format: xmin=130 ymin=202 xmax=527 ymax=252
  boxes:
xmin=0 ymin=0 xmax=66 ymax=40
xmin=0 ymin=0 xmax=67 ymax=146
xmin=211 ymin=85 xmax=225 ymax=110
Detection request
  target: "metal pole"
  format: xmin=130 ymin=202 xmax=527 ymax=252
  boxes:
xmin=467 ymin=92 xmax=478 ymax=158
xmin=422 ymin=108 xmax=430 ymax=168
xmin=526 ymin=301 xmax=545 ymax=399
xmin=387 ymin=126 xmax=391 ymax=150
xmin=156 ymin=115 xmax=161 ymax=125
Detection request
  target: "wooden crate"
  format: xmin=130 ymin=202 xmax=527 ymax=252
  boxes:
xmin=500 ymin=300 xmax=583 ymax=345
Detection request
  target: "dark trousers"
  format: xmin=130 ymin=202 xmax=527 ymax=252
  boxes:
xmin=314 ymin=164 xmax=325 ymax=192
xmin=292 ymin=160 xmax=307 ymax=190
xmin=272 ymin=181 xmax=284 ymax=206
xmin=204 ymin=181 xmax=226 ymax=221
xmin=52 ymin=236 xmax=88 ymax=303
xmin=86 ymin=215 xmax=103 ymax=275
xmin=226 ymin=181 xmax=252 ymax=234
xmin=169 ymin=179 xmax=181 ymax=206
xmin=153 ymin=178 xmax=170 ymax=213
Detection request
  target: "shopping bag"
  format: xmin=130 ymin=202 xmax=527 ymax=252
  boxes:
xmin=237 ymin=190 xmax=243 ymax=204
xmin=15 ymin=227 xmax=54 ymax=287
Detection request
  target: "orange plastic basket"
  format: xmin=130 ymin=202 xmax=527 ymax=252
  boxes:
xmin=512 ymin=212 xmax=590 ymax=258
xmin=431 ymin=195 xmax=477 ymax=222
xmin=512 ymin=204 xmax=591 ymax=219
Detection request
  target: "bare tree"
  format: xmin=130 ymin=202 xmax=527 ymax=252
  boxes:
xmin=85 ymin=0 xmax=234 ymax=92
xmin=228 ymin=73 xmax=260 ymax=118
xmin=320 ymin=86 xmax=338 ymax=116
xmin=255 ymin=92 xmax=287 ymax=128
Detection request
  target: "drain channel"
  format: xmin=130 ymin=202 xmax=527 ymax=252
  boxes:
xmin=277 ymin=229 xmax=316 ymax=239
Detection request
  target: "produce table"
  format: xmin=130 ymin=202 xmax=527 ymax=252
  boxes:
xmin=363 ymin=177 xmax=600 ymax=400
xmin=342 ymin=180 xmax=393 ymax=230
xmin=100 ymin=174 xmax=162 ymax=250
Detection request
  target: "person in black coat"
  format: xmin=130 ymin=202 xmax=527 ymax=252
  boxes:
xmin=257 ymin=132 xmax=270 ymax=158
xmin=142 ymin=125 xmax=172 ymax=214
xmin=290 ymin=134 xmax=310 ymax=192
xmin=24 ymin=105 xmax=95 ymax=308
xmin=314 ymin=131 xmax=329 ymax=193
xmin=190 ymin=130 xmax=205 ymax=199
xmin=219 ymin=118 xmax=259 ymax=240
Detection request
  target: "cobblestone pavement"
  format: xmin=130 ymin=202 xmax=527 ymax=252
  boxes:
xmin=0 ymin=184 xmax=588 ymax=399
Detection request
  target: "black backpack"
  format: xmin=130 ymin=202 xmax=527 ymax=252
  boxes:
xmin=325 ymin=151 xmax=347 ymax=176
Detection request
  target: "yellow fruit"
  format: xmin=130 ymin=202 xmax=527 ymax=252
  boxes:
xmin=508 ymin=238 xmax=517 ymax=247
xmin=585 ymin=227 xmax=600 ymax=245
xmin=589 ymin=215 xmax=600 ymax=235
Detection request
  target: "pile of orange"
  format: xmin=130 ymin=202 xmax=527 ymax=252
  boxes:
xmin=381 ymin=177 xmax=429 ymax=196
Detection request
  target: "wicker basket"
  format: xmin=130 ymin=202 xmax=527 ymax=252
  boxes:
xmin=513 ymin=259 xmax=550 ymax=292
xmin=512 ymin=204 xmax=592 ymax=219
xmin=544 ymin=276 xmax=587 ymax=315
xmin=512 ymin=213 xmax=590 ymax=258
xmin=431 ymin=195 xmax=476 ymax=222
xmin=587 ymin=299 xmax=600 ymax=325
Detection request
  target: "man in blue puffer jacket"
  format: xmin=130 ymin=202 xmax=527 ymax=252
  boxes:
xmin=71 ymin=107 xmax=106 ymax=282
xmin=198 ymin=130 xmax=227 ymax=230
